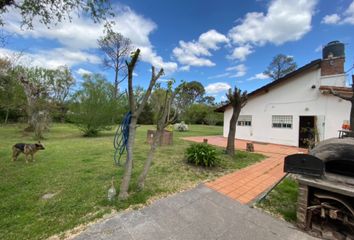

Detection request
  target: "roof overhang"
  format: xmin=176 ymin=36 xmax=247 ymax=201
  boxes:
xmin=319 ymin=85 xmax=353 ymax=98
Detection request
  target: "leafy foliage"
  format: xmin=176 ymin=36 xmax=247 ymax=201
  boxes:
xmin=0 ymin=0 xmax=112 ymax=28
xmin=69 ymin=74 xmax=117 ymax=136
xmin=264 ymin=54 xmax=297 ymax=80
xmin=137 ymin=103 xmax=154 ymax=124
xmin=0 ymin=59 xmax=26 ymax=123
xmin=175 ymin=80 xmax=205 ymax=118
xmin=185 ymin=143 xmax=219 ymax=167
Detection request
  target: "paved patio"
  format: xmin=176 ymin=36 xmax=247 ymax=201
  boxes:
xmin=183 ymin=136 xmax=306 ymax=204
xmin=73 ymin=185 xmax=315 ymax=240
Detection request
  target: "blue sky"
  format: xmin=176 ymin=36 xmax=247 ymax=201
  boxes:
xmin=1 ymin=0 xmax=354 ymax=102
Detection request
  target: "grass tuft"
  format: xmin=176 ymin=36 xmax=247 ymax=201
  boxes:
xmin=257 ymin=177 xmax=299 ymax=222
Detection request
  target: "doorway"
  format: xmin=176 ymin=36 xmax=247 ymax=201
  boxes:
xmin=299 ymin=116 xmax=315 ymax=148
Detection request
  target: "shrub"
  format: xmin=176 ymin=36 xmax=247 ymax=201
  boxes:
xmin=185 ymin=143 xmax=219 ymax=167
xmin=69 ymin=74 xmax=117 ymax=137
xmin=174 ymin=121 xmax=188 ymax=131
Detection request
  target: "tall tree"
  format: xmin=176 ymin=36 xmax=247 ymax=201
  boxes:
xmin=70 ymin=74 xmax=116 ymax=136
xmin=0 ymin=0 xmax=112 ymax=28
xmin=137 ymin=80 xmax=177 ymax=189
xmin=97 ymin=31 xmax=132 ymax=98
xmin=17 ymin=67 xmax=54 ymax=138
xmin=48 ymin=66 xmax=75 ymax=122
xmin=226 ymin=87 xmax=247 ymax=156
xmin=330 ymin=75 xmax=354 ymax=131
xmin=119 ymin=49 xmax=164 ymax=200
xmin=175 ymin=80 xmax=205 ymax=118
xmin=0 ymin=59 xmax=26 ymax=123
xmin=264 ymin=54 xmax=297 ymax=81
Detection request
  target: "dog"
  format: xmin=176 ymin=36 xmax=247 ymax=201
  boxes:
xmin=12 ymin=141 xmax=45 ymax=163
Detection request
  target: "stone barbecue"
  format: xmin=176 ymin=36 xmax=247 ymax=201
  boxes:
xmin=284 ymin=138 xmax=354 ymax=240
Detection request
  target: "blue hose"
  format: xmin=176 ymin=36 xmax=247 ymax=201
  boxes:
xmin=113 ymin=112 xmax=131 ymax=166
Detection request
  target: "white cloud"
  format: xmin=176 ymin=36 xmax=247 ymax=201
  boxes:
xmin=0 ymin=48 xmax=100 ymax=69
xmin=315 ymin=45 xmax=322 ymax=52
xmin=198 ymin=29 xmax=229 ymax=50
xmin=209 ymin=64 xmax=247 ymax=80
xmin=205 ymin=82 xmax=231 ymax=94
xmin=228 ymin=44 xmax=253 ymax=61
xmin=173 ymin=29 xmax=228 ymax=68
xmin=179 ymin=65 xmax=190 ymax=72
xmin=226 ymin=0 xmax=317 ymax=62
xmin=76 ymin=68 xmax=92 ymax=76
xmin=208 ymin=73 xmax=230 ymax=79
xmin=321 ymin=14 xmax=341 ymax=24
xmin=3 ymin=5 xmax=177 ymax=73
xmin=321 ymin=1 xmax=354 ymax=25
xmin=228 ymin=0 xmax=317 ymax=46
xmin=226 ymin=64 xmax=247 ymax=77
xmin=247 ymin=72 xmax=269 ymax=81
xmin=342 ymin=1 xmax=354 ymax=24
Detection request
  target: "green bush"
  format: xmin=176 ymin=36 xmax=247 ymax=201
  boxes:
xmin=185 ymin=143 xmax=219 ymax=167
xmin=69 ymin=74 xmax=117 ymax=137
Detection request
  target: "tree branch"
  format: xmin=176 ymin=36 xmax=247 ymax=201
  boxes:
xmin=136 ymin=66 xmax=164 ymax=116
xmin=127 ymin=49 xmax=140 ymax=113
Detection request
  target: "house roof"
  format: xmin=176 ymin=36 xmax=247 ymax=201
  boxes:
xmin=215 ymin=59 xmax=322 ymax=113
xmin=319 ymin=85 xmax=353 ymax=97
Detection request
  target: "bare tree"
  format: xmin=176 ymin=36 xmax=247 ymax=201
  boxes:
xmin=118 ymin=49 xmax=164 ymax=200
xmin=226 ymin=87 xmax=247 ymax=156
xmin=330 ymin=75 xmax=354 ymax=130
xmin=137 ymin=80 xmax=178 ymax=190
xmin=18 ymin=68 xmax=50 ymax=138
xmin=264 ymin=54 xmax=297 ymax=81
xmin=98 ymin=31 xmax=132 ymax=98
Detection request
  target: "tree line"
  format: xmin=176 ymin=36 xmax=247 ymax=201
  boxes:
xmin=0 ymin=58 xmax=223 ymax=139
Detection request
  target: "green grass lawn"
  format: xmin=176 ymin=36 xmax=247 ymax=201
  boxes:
xmin=257 ymin=177 xmax=299 ymax=222
xmin=0 ymin=124 xmax=264 ymax=240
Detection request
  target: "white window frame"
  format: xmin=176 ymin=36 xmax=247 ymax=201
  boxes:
xmin=237 ymin=115 xmax=252 ymax=127
xmin=272 ymin=115 xmax=293 ymax=129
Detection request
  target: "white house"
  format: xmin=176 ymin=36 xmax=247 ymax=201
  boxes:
xmin=216 ymin=41 xmax=352 ymax=147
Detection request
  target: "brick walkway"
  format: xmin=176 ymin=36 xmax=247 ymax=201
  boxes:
xmin=183 ymin=136 xmax=306 ymax=204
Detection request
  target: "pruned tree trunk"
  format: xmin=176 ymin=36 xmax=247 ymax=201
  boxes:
xmin=225 ymin=87 xmax=247 ymax=156
xmin=118 ymin=116 xmax=137 ymax=200
xmin=137 ymin=83 xmax=177 ymax=190
xmin=137 ymin=127 xmax=162 ymax=189
xmin=118 ymin=49 xmax=164 ymax=200
xmin=226 ymin=107 xmax=241 ymax=156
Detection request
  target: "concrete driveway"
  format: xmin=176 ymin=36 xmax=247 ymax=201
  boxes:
xmin=73 ymin=185 xmax=315 ymax=240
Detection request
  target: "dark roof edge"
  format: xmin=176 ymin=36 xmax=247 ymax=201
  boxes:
xmin=215 ymin=59 xmax=322 ymax=113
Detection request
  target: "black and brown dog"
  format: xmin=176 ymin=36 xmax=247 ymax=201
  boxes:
xmin=12 ymin=142 xmax=45 ymax=163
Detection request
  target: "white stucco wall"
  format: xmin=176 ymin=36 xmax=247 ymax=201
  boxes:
xmin=223 ymin=69 xmax=351 ymax=147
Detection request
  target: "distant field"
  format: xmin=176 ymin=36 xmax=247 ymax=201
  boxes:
xmin=0 ymin=124 xmax=264 ymax=240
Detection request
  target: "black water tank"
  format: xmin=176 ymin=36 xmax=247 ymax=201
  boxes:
xmin=322 ymin=41 xmax=345 ymax=59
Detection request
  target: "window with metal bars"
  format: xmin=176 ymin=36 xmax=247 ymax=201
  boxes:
xmin=237 ymin=115 xmax=252 ymax=126
xmin=272 ymin=115 xmax=293 ymax=129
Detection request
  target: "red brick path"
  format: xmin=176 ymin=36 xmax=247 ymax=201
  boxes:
xmin=183 ymin=136 xmax=306 ymax=204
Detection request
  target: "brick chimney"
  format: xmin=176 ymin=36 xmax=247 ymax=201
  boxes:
xmin=320 ymin=41 xmax=345 ymax=76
